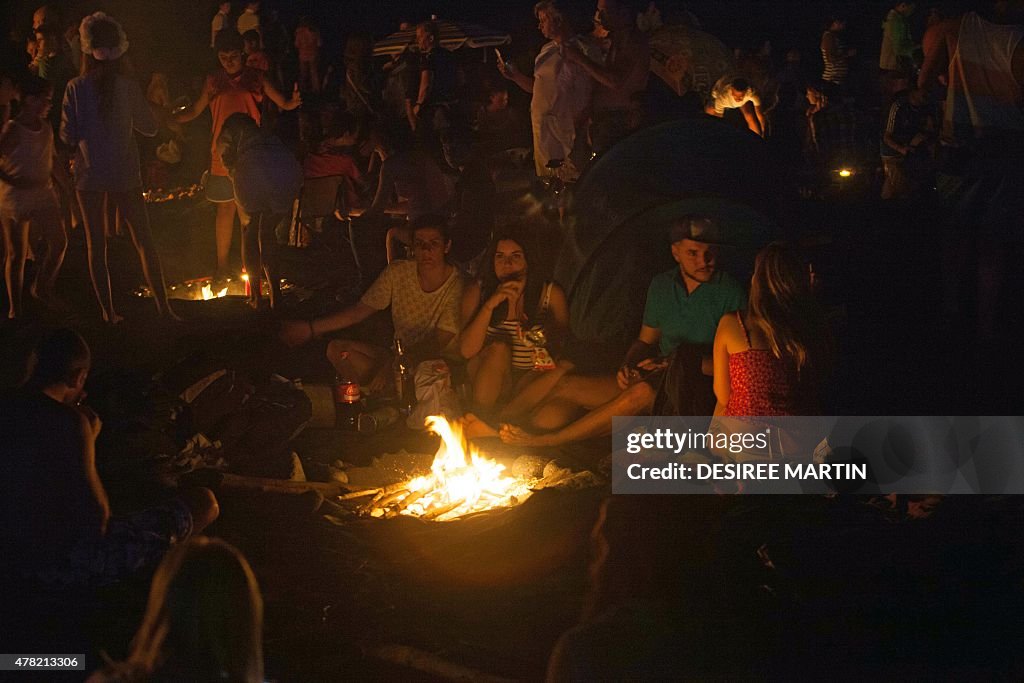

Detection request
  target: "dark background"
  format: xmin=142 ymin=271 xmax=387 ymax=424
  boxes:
xmin=5 ymin=0 xmax=967 ymax=80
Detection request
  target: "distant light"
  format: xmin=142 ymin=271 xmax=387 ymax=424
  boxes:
xmin=241 ymin=272 xmax=250 ymax=282
xmin=838 ymin=168 xmax=853 ymax=178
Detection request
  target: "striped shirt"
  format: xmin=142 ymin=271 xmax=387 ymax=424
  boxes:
xmin=821 ymin=30 xmax=850 ymax=85
xmin=485 ymin=282 xmax=554 ymax=370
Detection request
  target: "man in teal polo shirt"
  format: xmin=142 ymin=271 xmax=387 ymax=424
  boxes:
xmin=497 ymin=216 xmax=746 ymax=447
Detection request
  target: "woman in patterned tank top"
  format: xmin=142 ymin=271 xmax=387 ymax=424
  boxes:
xmin=458 ymin=226 xmax=572 ymax=418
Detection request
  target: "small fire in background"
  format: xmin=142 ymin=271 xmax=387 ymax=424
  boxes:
xmin=135 ymin=274 xmax=254 ymax=301
xmin=364 ymin=416 xmax=534 ymax=522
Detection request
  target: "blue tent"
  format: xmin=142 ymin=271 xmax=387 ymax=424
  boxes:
xmin=556 ymin=118 xmax=776 ymax=365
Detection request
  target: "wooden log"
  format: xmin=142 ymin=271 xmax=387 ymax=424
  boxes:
xmin=376 ymin=488 xmax=411 ymax=509
xmin=219 ymin=473 xmax=345 ymax=496
xmin=338 ymin=488 xmax=381 ymax=501
xmin=421 ymin=498 xmax=465 ymax=521
xmin=395 ymin=488 xmax=427 ymax=513
xmin=366 ymin=643 xmax=516 ymax=683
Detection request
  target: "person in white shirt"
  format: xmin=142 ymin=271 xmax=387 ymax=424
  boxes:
xmin=236 ymin=1 xmax=260 ymax=38
xmin=707 ymin=75 xmax=767 ymax=137
xmin=211 ymin=1 xmax=230 ymax=49
xmin=499 ymin=1 xmax=592 ymax=177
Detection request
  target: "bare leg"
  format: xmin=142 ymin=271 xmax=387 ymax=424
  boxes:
xmin=28 ymin=201 xmax=67 ymax=302
xmin=326 ymin=339 xmax=390 ymax=385
xmin=240 ymin=211 xmax=262 ymax=308
xmin=260 ymin=212 xmax=283 ymax=309
xmin=2 ymin=217 xmax=29 ymax=319
xmin=499 ymin=358 xmax=575 ymax=421
xmin=77 ymin=190 xmax=121 ymax=323
xmin=114 ymin=189 xmax=180 ymax=320
xmin=467 ymin=341 xmax=511 ymax=413
xmin=215 ymin=200 xmax=238 ymax=273
xmin=501 ymin=381 xmax=656 ymax=447
xmin=527 ymin=373 xmax=621 ymax=432
xmin=463 ymin=412 xmax=500 ymax=439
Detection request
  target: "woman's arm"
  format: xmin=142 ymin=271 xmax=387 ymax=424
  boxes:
xmin=173 ymin=78 xmax=213 ymax=123
xmin=497 ymin=59 xmax=533 ymax=94
xmin=544 ymin=282 xmax=570 ymax=355
xmin=264 ymin=75 xmax=302 ymax=111
xmin=459 ymin=280 xmax=495 ymax=359
xmin=712 ymin=315 xmax=733 ymax=411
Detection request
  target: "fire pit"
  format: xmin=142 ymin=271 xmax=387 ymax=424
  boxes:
xmin=339 ymin=416 xmax=600 ymax=522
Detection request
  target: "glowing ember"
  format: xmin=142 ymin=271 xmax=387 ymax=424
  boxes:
xmin=373 ymin=415 xmax=534 ymax=522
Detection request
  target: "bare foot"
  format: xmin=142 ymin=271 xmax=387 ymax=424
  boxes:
xmin=463 ymin=413 xmax=500 ymax=439
xmin=103 ymin=311 xmax=125 ymax=325
xmin=499 ymin=424 xmax=555 ymax=447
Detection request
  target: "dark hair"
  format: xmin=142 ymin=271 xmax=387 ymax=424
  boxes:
xmin=480 ymin=225 xmax=546 ymax=327
xmin=584 ymin=496 xmax=730 ymax=622
xmin=215 ymin=28 xmax=245 ymax=53
xmin=82 ymin=17 xmax=128 ymax=122
xmin=411 ymin=214 xmax=451 ymax=243
xmin=417 ymin=20 xmax=440 ymax=43
xmin=241 ymin=29 xmax=260 ymax=44
xmin=28 ymin=328 xmax=91 ymax=387
xmin=730 ymin=77 xmax=750 ymax=92
xmin=19 ymin=73 xmax=53 ymax=99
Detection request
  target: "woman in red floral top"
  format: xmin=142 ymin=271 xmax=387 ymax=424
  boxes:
xmin=713 ymin=243 xmax=832 ymax=418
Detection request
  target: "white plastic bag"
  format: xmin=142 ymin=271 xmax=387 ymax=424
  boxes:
xmin=406 ymin=360 xmax=462 ymax=430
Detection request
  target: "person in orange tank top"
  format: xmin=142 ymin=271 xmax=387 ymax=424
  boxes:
xmin=174 ymin=29 xmax=300 ymax=278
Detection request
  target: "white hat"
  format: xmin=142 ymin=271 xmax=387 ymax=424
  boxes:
xmin=79 ymin=12 xmax=130 ymax=62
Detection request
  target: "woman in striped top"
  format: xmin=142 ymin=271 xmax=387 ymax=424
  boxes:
xmin=459 ymin=227 xmax=571 ymax=417
xmin=821 ymin=15 xmax=855 ymax=88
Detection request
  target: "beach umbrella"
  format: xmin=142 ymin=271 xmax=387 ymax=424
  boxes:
xmin=373 ymin=19 xmax=511 ymax=57
xmin=648 ymin=24 xmax=733 ymax=97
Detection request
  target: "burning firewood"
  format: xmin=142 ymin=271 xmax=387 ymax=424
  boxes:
xmin=337 ymin=488 xmax=381 ymax=501
xmin=421 ymin=498 xmax=466 ymax=521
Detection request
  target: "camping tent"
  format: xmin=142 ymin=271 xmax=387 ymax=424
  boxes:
xmin=555 ymin=118 xmax=776 ymax=367
xmin=373 ymin=20 xmax=511 ymax=57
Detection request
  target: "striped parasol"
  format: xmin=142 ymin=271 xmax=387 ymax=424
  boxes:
xmin=373 ymin=19 xmax=511 ymax=56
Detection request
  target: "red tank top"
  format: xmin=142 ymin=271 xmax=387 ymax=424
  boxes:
xmin=208 ymin=68 xmax=264 ymax=176
xmin=725 ymin=311 xmax=802 ymax=416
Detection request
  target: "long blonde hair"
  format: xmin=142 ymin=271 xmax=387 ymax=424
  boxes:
xmin=746 ymin=242 xmax=830 ymax=375
xmin=114 ymin=538 xmax=264 ymax=683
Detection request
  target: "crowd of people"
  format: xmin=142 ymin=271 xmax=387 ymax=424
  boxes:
xmin=2 ymin=0 xmax=1023 ymax=678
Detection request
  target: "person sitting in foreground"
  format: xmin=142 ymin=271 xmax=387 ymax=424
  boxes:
xmin=458 ymin=226 xmax=572 ymax=419
xmin=86 ymin=537 xmax=263 ymax=683
xmin=279 ymin=216 xmax=464 ymax=392
xmin=477 ymin=216 xmax=746 ymax=447
xmin=0 ymin=328 xmax=219 ymax=589
xmin=547 ymin=495 xmax=735 ymax=681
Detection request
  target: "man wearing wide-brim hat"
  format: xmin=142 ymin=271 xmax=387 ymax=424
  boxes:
xmin=495 ymin=215 xmax=747 ymax=447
